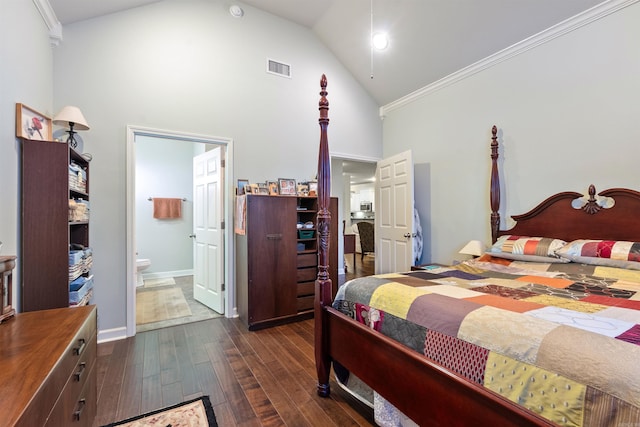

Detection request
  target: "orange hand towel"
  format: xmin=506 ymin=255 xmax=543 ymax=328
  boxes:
xmin=153 ymin=198 xmax=182 ymax=219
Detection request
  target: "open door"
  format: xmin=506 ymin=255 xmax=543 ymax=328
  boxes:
xmin=375 ymin=150 xmax=415 ymax=274
xmin=193 ymin=147 xmax=224 ymax=313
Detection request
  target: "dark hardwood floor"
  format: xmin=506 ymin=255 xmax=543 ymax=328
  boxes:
xmin=342 ymin=253 xmax=374 ymax=284
xmin=94 ymin=254 xmax=376 ymax=427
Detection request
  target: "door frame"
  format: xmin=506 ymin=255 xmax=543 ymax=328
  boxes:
xmin=125 ymin=125 xmax=235 ymax=337
xmin=330 ymin=151 xmax=380 ymax=273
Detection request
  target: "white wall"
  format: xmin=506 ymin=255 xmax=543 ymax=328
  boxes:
xmin=381 ymin=2 xmax=640 ymax=264
xmin=135 ymin=135 xmax=199 ymax=276
xmin=51 ymin=0 xmax=382 ymax=333
xmin=0 ymin=1 xmax=54 ymax=309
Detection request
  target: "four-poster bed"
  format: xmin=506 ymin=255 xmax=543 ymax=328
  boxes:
xmin=313 ymin=75 xmax=640 ymax=426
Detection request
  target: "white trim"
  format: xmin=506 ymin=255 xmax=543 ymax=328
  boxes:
xmin=126 ymin=125 xmax=236 ymax=337
xmin=142 ymin=270 xmax=194 ymax=280
xmin=97 ymin=326 xmax=128 ymax=344
xmin=330 ymin=151 xmax=381 ymax=163
xmin=380 ymin=0 xmax=638 ymax=117
xmin=32 ymin=0 xmax=63 ymax=46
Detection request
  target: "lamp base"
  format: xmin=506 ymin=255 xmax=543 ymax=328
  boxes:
xmin=66 ymin=130 xmax=78 ymax=149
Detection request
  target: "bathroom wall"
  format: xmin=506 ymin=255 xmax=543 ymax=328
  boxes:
xmin=135 ymin=135 xmax=205 ymax=278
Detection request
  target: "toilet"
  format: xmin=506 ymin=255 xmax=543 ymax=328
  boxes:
xmin=136 ymin=258 xmax=151 ymax=286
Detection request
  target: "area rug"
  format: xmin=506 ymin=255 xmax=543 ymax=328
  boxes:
xmin=102 ymin=396 xmax=217 ymax=427
xmin=143 ymin=277 xmax=176 ymax=288
xmin=136 ymin=286 xmax=192 ymax=325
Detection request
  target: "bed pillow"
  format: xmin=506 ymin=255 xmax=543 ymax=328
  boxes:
xmin=488 ymin=235 xmax=570 ymax=263
xmin=555 ymin=239 xmax=640 ymax=270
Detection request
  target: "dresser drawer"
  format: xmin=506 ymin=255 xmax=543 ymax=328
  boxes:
xmin=46 ymin=360 xmax=97 ymax=427
xmin=296 ymin=267 xmax=317 ymax=283
xmin=297 ymin=281 xmax=315 ymax=297
xmin=297 ymin=295 xmax=314 ymax=311
xmin=45 ymin=332 xmax=97 ymax=426
xmin=297 ymin=253 xmax=317 ymax=268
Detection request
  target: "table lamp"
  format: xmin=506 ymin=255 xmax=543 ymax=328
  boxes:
xmin=459 ymin=240 xmax=485 ymax=257
xmin=53 ymin=106 xmax=90 ymax=149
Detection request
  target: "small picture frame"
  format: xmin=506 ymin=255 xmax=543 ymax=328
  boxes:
xmin=297 ymin=183 xmax=309 ymax=196
xmin=308 ymin=181 xmax=318 ymax=197
xmin=278 ymin=178 xmax=297 ymax=196
xmin=237 ymin=179 xmax=249 ymax=195
xmin=16 ymin=103 xmax=52 ymax=141
xmin=267 ymin=181 xmax=279 ymax=195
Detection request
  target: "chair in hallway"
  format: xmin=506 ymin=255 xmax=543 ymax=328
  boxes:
xmin=356 ymin=221 xmax=374 ymax=261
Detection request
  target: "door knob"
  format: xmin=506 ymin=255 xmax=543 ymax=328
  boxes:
xmin=403 ymin=233 xmax=417 ymax=239
xmin=189 ymin=234 xmax=196 ymax=238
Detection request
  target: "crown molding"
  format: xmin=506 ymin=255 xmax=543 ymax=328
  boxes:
xmin=379 ymin=0 xmax=638 ymax=118
xmin=33 ymin=0 xmax=63 ymax=47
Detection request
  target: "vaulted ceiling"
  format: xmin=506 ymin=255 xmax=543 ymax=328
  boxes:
xmin=49 ymin=0 xmax=604 ymax=106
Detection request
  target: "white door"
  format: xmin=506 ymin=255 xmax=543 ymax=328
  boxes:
xmin=193 ymin=147 xmax=224 ymax=313
xmin=375 ymin=150 xmax=415 ymax=274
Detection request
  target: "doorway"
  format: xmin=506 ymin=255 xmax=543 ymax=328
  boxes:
xmin=331 ymin=155 xmax=378 ymax=279
xmin=126 ymin=126 xmax=235 ymax=337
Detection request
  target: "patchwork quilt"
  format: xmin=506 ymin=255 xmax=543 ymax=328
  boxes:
xmin=333 ymin=256 xmax=640 ymax=427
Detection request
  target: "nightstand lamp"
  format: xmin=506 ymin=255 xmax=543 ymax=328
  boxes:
xmin=459 ymin=240 xmax=485 ymax=258
xmin=53 ymin=105 xmax=90 ymax=149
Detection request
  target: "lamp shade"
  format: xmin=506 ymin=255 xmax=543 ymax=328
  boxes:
xmin=53 ymin=106 xmax=90 ymax=131
xmin=459 ymin=240 xmax=485 ymax=256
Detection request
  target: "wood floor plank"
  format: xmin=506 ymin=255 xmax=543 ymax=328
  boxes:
xmin=115 ymin=362 xmax=143 ymax=421
xmin=140 ymin=373 xmax=163 ymax=414
xmin=193 ymin=360 xmax=225 ymax=406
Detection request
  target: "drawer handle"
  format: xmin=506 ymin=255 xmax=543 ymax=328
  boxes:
xmin=266 ymin=234 xmax=282 ymax=240
xmin=73 ymin=398 xmax=86 ymax=421
xmin=73 ymin=338 xmax=86 ymax=356
xmin=74 ymin=362 xmax=86 ymax=382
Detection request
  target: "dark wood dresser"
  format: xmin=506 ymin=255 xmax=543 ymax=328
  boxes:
xmin=0 ymin=305 xmax=97 ymax=426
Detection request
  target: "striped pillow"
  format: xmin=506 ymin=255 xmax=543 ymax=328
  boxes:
xmin=556 ymin=239 xmax=640 ymax=270
xmin=489 ymin=235 xmax=569 ymax=263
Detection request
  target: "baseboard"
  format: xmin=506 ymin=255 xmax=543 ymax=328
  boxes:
xmin=142 ymin=269 xmax=193 ymax=280
xmin=97 ymin=326 xmax=128 ymax=343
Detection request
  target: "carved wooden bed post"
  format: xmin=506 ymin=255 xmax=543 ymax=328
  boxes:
xmin=315 ymin=74 xmax=332 ymax=397
xmin=490 ymin=125 xmax=500 ymax=243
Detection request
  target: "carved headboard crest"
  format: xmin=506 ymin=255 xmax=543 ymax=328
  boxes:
xmin=572 ymin=184 xmax=615 ymax=214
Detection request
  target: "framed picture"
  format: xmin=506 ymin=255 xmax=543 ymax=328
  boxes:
xmin=237 ymin=179 xmax=249 ymax=195
xmin=256 ymin=182 xmax=269 ymax=195
xmin=267 ymin=181 xmax=279 ymax=195
xmin=308 ymin=181 xmax=318 ymax=196
xmin=297 ymin=183 xmax=309 ymax=196
xmin=278 ymin=178 xmax=297 ymax=196
xmin=16 ymin=103 xmax=52 ymax=141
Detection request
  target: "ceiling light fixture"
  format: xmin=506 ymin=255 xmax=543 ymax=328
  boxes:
xmin=369 ymin=1 xmax=388 ymax=79
xmin=372 ymin=32 xmax=389 ymax=50
xmin=229 ymin=5 xmax=244 ymax=18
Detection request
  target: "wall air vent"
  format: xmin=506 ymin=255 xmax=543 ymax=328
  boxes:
xmin=267 ymin=58 xmax=292 ymax=78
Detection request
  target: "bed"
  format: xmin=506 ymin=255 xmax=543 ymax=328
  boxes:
xmin=313 ymin=75 xmax=640 ymax=426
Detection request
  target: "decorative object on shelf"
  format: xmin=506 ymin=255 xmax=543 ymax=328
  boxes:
xmin=459 ymin=239 xmax=485 ymax=257
xmin=52 ymin=105 xmax=90 ymax=149
xmin=268 ymin=181 xmax=279 ymax=195
xmin=278 ymin=178 xmax=297 ymax=196
xmin=0 ymin=255 xmax=17 ymax=323
xmin=297 ymin=182 xmax=309 ymax=196
xmin=308 ymin=181 xmax=318 ymax=196
xmin=237 ymin=179 xmax=249 ymax=195
xmin=15 ymin=103 xmax=52 ymax=140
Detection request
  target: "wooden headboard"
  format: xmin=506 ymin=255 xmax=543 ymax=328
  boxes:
xmin=490 ymin=125 xmax=640 ymax=243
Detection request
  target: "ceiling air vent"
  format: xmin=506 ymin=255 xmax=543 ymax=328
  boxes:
xmin=267 ymin=58 xmax=291 ymax=78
